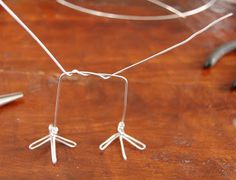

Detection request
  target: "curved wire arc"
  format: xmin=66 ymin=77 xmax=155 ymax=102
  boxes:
xmin=57 ymin=0 xmax=217 ymax=21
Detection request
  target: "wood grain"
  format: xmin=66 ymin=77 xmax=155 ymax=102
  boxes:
xmin=0 ymin=0 xmax=236 ymax=179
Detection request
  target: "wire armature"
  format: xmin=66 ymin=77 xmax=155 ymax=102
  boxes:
xmin=57 ymin=0 xmax=217 ymax=21
xmin=29 ymin=69 xmax=145 ymax=163
xmin=0 ymin=0 xmax=233 ymax=162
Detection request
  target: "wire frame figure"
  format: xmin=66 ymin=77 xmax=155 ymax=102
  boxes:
xmin=29 ymin=69 xmax=146 ymax=164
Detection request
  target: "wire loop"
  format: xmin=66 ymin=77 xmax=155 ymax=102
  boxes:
xmin=99 ymin=121 xmax=146 ymax=160
xmin=29 ymin=124 xmax=77 ymax=164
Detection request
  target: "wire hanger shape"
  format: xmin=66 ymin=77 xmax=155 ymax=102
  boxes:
xmin=29 ymin=69 xmax=146 ymax=163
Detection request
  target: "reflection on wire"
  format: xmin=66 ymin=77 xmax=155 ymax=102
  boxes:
xmin=146 ymin=0 xmax=186 ymax=18
xmin=56 ymin=0 xmax=217 ymax=21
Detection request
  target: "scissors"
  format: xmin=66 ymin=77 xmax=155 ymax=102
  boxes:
xmin=204 ymin=40 xmax=236 ymax=89
xmin=0 ymin=92 xmax=24 ymax=106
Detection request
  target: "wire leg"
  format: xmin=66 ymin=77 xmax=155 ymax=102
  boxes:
xmin=119 ymin=136 xmax=127 ymax=160
xmin=99 ymin=133 xmax=119 ymax=150
xmin=29 ymin=135 xmax=50 ymax=150
xmin=51 ymin=135 xmax=57 ymax=164
xmin=122 ymin=134 xmax=146 ymax=150
xmin=29 ymin=124 xmax=77 ymax=164
xmin=56 ymin=135 xmax=77 ymax=148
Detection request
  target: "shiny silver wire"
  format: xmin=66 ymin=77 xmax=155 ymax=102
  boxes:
xmin=1 ymin=0 xmax=232 ymax=79
xmin=105 ymin=13 xmax=234 ymax=78
xmin=57 ymin=0 xmax=217 ymax=21
xmin=29 ymin=124 xmax=77 ymax=164
xmin=53 ymin=69 xmax=129 ymax=127
xmin=2 ymin=0 xmax=231 ymax=162
xmin=29 ymin=69 xmax=143 ymax=164
xmin=146 ymin=0 xmax=186 ymax=18
xmin=0 ymin=0 xmax=68 ymax=74
xmin=54 ymin=72 xmax=148 ymax=160
xmin=99 ymin=121 xmax=146 ymax=160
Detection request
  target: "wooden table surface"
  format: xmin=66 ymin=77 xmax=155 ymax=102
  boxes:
xmin=0 ymin=0 xmax=236 ymax=179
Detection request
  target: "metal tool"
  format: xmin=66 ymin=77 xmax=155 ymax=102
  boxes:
xmin=204 ymin=40 xmax=236 ymax=89
xmin=0 ymin=92 xmax=24 ymax=106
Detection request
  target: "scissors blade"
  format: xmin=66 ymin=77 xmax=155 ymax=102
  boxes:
xmin=0 ymin=92 xmax=23 ymax=106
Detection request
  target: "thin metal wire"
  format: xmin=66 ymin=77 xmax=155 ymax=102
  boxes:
xmin=29 ymin=124 xmax=77 ymax=164
xmin=1 ymin=0 xmax=232 ymax=79
xmin=106 ymin=13 xmax=234 ymax=78
xmin=52 ymin=70 xmax=145 ymax=161
xmin=57 ymin=0 xmax=217 ymax=21
xmin=53 ymin=69 xmax=129 ymax=127
xmin=1 ymin=0 xmax=232 ymax=163
xmin=0 ymin=0 xmax=68 ymax=74
xmin=99 ymin=121 xmax=146 ymax=160
xmin=146 ymin=0 xmax=186 ymax=18
xmin=29 ymin=70 xmax=130 ymax=164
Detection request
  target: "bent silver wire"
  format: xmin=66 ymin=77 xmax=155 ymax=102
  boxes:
xmin=29 ymin=124 xmax=77 ymax=164
xmin=29 ymin=69 xmax=146 ymax=163
xmin=0 ymin=0 xmax=232 ymax=78
xmin=53 ymin=69 xmax=129 ymax=127
xmin=0 ymin=0 xmax=68 ymax=74
xmin=56 ymin=0 xmax=217 ymax=21
xmin=0 ymin=0 xmax=233 ymax=163
xmin=99 ymin=121 xmax=146 ymax=160
xmin=146 ymin=0 xmax=186 ymax=18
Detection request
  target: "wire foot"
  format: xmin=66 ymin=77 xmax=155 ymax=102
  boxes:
xmin=29 ymin=124 xmax=77 ymax=164
xmin=99 ymin=122 xmax=146 ymax=160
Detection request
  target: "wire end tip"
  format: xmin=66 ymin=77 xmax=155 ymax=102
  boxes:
xmin=203 ymin=60 xmax=213 ymax=69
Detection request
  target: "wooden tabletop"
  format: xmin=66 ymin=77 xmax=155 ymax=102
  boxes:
xmin=0 ymin=0 xmax=236 ymax=179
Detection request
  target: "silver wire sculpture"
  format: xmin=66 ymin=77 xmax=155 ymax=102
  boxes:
xmin=0 ymin=0 xmax=232 ymax=165
xmin=29 ymin=69 xmax=146 ymax=164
